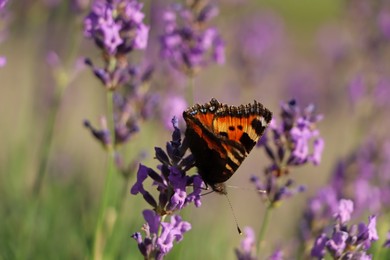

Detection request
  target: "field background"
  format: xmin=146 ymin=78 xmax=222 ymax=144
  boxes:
xmin=1 ymin=0 xmax=389 ymax=259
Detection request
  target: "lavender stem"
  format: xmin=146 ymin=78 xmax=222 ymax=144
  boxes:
xmin=92 ymin=91 xmax=116 ymax=260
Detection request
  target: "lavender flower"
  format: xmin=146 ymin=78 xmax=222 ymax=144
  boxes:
xmin=160 ymin=95 xmax=188 ymax=130
xmin=235 ymin=226 xmax=285 ymax=260
xmin=160 ymin=1 xmax=225 ymax=77
xmin=378 ymin=10 xmax=390 ymax=40
xmin=132 ymin=209 xmax=191 ymax=259
xmin=254 ymin=100 xmax=323 ymax=205
xmin=259 ymin=100 xmax=324 ymax=173
xmin=235 ymin=227 xmax=257 ymax=260
xmin=84 ymin=0 xmax=149 ymax=55
xmin=333 ymin=199 xmax=354 ymax=224
xmin=268 ymin=249 xmax=284 ymax=260
xmin=233 ymin=12 xmax=285 ymax=84
xmin=131 ymin=117 xmax=202 ymax=213
xmin=299 ymin=137 xmax=390 ymax=260
xmin=84 ymin=65 xmax=156 ymax=148
xmin=311 ymin=200 xmax=379 ymax=260
xmin=131 ymin=118 xmax=203 ymax=258
xmin=83 ymin=0 xmax=150 ymax=90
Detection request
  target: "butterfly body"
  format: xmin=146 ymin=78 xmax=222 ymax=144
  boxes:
xmin=183 ymin=98 xmax=272 ymax=194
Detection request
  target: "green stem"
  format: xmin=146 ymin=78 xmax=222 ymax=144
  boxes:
xmin=257 ymin=205 xmax=272 ymax=255
xmin=32 ymin=93 xmax=61 ymax=196
xmin=158 ymin=215 xmax=167 ymax=237
xmin=91 ymin=91 xmax=116 ymax=260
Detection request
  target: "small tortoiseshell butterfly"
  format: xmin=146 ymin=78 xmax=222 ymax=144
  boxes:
xmin=183 ymin=98 xmax=272 ymax=195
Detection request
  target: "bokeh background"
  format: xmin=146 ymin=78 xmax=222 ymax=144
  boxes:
xmin=1 ymin=0 xmax=390 ymax=259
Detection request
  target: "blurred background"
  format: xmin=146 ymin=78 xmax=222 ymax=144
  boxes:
xmin=1 ymin=0 xmax=390 ymax=259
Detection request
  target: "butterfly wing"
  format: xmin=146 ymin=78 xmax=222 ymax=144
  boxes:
xmin=183 ymin=98 xmax=272 ymax=193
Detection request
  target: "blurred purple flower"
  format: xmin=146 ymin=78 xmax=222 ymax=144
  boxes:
xmin=347 ymin=74 xmax=366 ymax=105
xmin=258 ymin=100 xmax=324 ymax=174
xmin=84 ymin=65 xmax=157 ymax=147
xmin=160 ymin=2 xmax=225 ymax=77
xmin=301 ymin=138 xmax=390 ymax=257
xmin=160 ymin=95 xmax=188 ymax=130
xmin=347 ymin=74 xmax=390 ymax=109
xmin=0 ymin=56 xmax=6 ymax=67
xmin=268 ymin=248 xmax=284 ymax=260
xmin=311 ymin=233 xmax=327 ymax=258
xmin=311 ymin=200 xmax=378 ymax=259
xmin=235 ymin=226 xmax=256 ymax=260
xmin=326 ymin=231 xmax=348 ymax=258
xmin=253 ymin=100 xmax=322 ymax=207
xmin=333 ymin=199 xmax=353 ymax=224
xmin=378 ymin=10 xmax=390 ymax=39
xmin=357 ymin=215 xmax=378 ymax=249
xmin=130 ymin=118 xmax=202 ymax=213
xmin=251 ymin=175 xmax=305 ymax=205
xmin=132 ymin=209 xmax=191 ymax=259
xmin=233 ymin=12 xmax=285 ymax=84
xmin=374 ymin=77 xmax=390 ymax=107
xmin=84 ymin=0 xmax=149 ymax=55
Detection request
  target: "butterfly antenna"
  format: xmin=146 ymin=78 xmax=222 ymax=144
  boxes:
xmin=227 ymin=185 xmax=267 ymax=194
xmin=224 ymin=193 xmax=242 ymax=235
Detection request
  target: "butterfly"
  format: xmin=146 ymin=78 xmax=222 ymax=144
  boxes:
xmin=183 ymin=98 xmax=272 ymax=195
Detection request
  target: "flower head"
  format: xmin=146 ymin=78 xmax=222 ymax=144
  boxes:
xmin=334 ymin=199 xmax=354 ymax=224
xmin=235 ymin=227 xmax=257 ymax=260
xmin=131 ymin=118 xmax=202 ymax=213
xmin=84 ymin=0 xmax=150 ymax=90
xmin=132 ymin=209 xmax=191 ymax=259
xmin=160 ymin=2 xmax=225 ymax=77
xmin=310 ymin=200 xmax=378 ymax=259
xmin=259 ymin=100 xmax=324 ymax=175
xmin=254 ymin=100 xmax=322 ymax=206
xmin=84 ymin=0 xmax=149 ymax=55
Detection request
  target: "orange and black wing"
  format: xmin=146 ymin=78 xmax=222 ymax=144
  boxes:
xmin=183 ymin=98 xmax=272 ymax=189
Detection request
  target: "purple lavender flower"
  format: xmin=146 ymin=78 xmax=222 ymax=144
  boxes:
xmin=326 ymin=230 xmax=348 ymax=258
xmin=235 ymin=227 xmax=257 ymax=260
xmin=160 ymin=2 xmax=225 ymax=77
xmin=378 ymin=10 xmax=390 ymax=40
xmin=254 ymin=100 xmax=323 ymax=206
xmin=132 ymin=119 xmax=203 ymax=258
xmin=311 ymin=233 xmax=328 ymax=258
xmin=259 ymin=100 xmax=324 ymax=174
xmin=347 ymin=74 xmax=366 ymax=106
xmin=160 ymin=95 xmax=188 ymax=130
xmin=310 ymin=200 xmax=378 ymax=259
xmin=268 ymin=248 xmax=284 ymax=260
xmin=84 ymin=65 xmax=156 ymax=147
xmin=83 ymin=0 xmax=150 ymax=90
xmin=84 ymin=0 xmax=149 ymax=55
xmin=233 ymin=12 xmax=285 ymax=84
xmin=250 ymin=175 xmax=305 ymax=205
xmin=132 ymin=209 xmax=191 ymax=259
xmin=131 ymin=117 xmax=202 ymax=213
xmin=301 ymin=138 xmax=390 ymax=258
xmin=333 ymin=199 xmax=354 ymax=224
